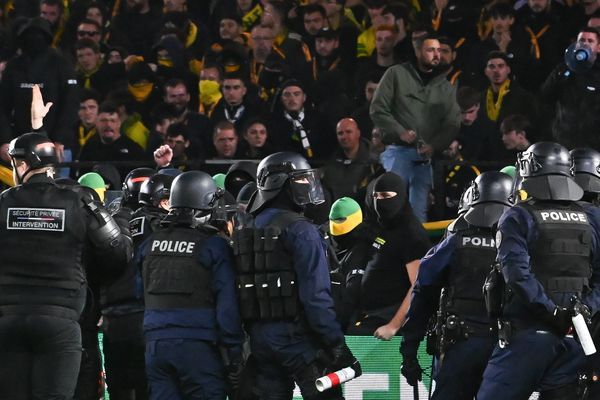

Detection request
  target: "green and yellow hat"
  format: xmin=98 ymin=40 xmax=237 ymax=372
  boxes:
xmin=500 ymin=165 xmax=516 ymax=178
xmin=212 ymin=173 xmax=226 ymax=190
xmin=329 ymin=197 xmax=363 ymax=236
xmin=78 ymin=172 xmax=106 ymax=202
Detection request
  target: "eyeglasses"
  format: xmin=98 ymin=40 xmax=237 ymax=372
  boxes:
xmin=77 ymin=30 xmax=99 ymax=37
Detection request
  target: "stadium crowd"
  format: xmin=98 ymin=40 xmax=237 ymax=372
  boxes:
xmin=1 ymin=0 xmax=600 ymax=399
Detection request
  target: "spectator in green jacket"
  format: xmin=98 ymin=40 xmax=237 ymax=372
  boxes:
xmin=370 ymin=33 xmax=460 ymax=222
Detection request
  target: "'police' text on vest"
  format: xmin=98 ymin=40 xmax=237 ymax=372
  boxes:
xmin=151 ymin=240 xmax=195 ymax=254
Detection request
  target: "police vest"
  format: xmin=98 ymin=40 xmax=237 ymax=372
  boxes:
xmin=0 ymin=180 xmax=87 ymax=317
xmin=142 ymin=227 xmax=213 ymax=310
xmin=446 ymin=227 xmax=497 ymax=322
xmin=101 ymin=207 xmax=166 ymax=313
xmin=231 ymin=211 xmax=303 ymax=321
xmin=521 ymin=200 xmax=592 ymax=307
xmin=0 ymin=182 xmax=87 ymax=290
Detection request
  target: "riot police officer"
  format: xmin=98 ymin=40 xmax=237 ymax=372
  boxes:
xmin=102 ymin=173 xmax=177 ymax=400
xmin=571 ymin=148 xmax=600 ymax=205
xmin=477 ymin=142 xmax=600 ymax=400
xmin=400 ymin=171 xmax=514 ymax=399
xmin=122 ymin=167 xmax=155 ymax=210
xmin=0 ymin=132 xmax=132 ymax=399
xmin=235 ymin=152 xmax=360 ymax=399
xmin=571 ymin=147 xmax=600 ymax=398
xmin=138 ymin=170 xmax=244 ymax=399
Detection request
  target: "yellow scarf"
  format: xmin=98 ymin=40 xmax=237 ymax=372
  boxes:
xmin=486 ymin=80 xmax=510 ymax=122
xmin=157 ymin=56 xmax=174 ymax=68
xmin=242 ymin=3 xmax=263 ymax=32
xmin=185 ymin=22 xmax=198 ymax=48
xmin=199 ymin=80 xmax=222 ymax=109
xmin=78 ymin=125 xmax=96 ymax=147
xmin=128 ymin=82 xmax=153 ymax=102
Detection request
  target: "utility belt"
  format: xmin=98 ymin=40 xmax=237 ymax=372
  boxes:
xmin=427 ymin=313 xmax=495 ymax=355
xmin=497 ymin=319 xmax=553 ymax=348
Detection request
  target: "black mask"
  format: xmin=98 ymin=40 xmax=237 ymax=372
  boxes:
xmin=333 ymin=230 xmax=357 ymax=251
xmin=370 ymin=172 xmax=408 ymax=227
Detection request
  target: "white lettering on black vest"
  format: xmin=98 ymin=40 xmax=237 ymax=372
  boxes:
xmin=462 ymin=236 xmax=496 ymax=248
xmin=539 ymin=211 xmax=587 ymax=223
xmin=151 ymin=240 xmax=195 ymax=254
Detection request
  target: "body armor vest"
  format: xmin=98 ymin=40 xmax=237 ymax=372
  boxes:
xmin=231 ymin=211 xmax=303 ymax=321
xmin=0 ymin=182 xmax=86 ymax=290
xmin=142 ymin=227 xmax=213 ymax=310
xmin=446 ymin=227 xmax=497 ymax=323
xmin=521 ymin=200 xmax=592 ymax=307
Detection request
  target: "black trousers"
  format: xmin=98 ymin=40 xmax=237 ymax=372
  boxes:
xmin=102 ymin=312 xmax=148 ymax=400
xmin=0 ymin=314 xmax=82 ymax=400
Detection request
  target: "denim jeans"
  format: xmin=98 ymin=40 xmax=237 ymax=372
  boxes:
xmin=380 ymin=145 xmax=432 ymax=222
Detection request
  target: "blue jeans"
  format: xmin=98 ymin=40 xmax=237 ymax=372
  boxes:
xmin=380 ymin=145 xmax=432 ymax=222
xmin=477 ymin=329 xmax=585 ymax=399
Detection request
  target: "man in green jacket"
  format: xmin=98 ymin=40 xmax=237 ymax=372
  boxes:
xmin=370 ymin=33 xmax=460 ymax=222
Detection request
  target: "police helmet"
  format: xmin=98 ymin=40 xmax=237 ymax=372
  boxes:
xmin=122 ymin=167 xmax=154 ymax=204
xmin=8 ymin=132 xmax=57 ymax=169
xmin=517 ymin=142 xmax=583 ymax=201
xmin=464 ymin=171 xmax=514 ymax=228
xmin=570 ymin=148 xmax=600 ymax=194
xmin=246 ymin=152 xmax=324 ymax=214
xmin=139 ymin=174 xmax=175 ymax=207
xmin=169 ymin=170 xmax=220 ymax=212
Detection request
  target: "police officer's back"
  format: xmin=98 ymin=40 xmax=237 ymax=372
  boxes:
xmin=101 ymin=172 xmax=176 ymax=400
xmin=236 ymin=151 xmax=360 ymax=399
xmin=477 ymin=142 xmax=600 ymax=400
xmin=400 ymin=172 xmax=514 ymax=399
xmin=138 ymin=170 xmax=244 ymax=399
xmin=0 ymin=132 xmax=132 ymax=399
xmin=571 ymin=147 xmax=600 ymax=398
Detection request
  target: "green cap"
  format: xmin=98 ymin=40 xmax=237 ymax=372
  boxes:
xmin=78 ymin=172 xmax=105 ymax=189
xmin=329 ymin=197 xmax=363 ymax=236
xmin=212 ymin=173 xmax=226 ymax=189
xmin=500 ymin=165 xmax=516 ymax=178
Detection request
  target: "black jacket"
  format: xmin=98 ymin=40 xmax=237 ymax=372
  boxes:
xmin=540 ymin=61 xmax=600 ymax=149
xmin=0 ymin=48 xmax=79 ymax=147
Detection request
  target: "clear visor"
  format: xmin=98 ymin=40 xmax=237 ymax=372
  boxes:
xmin=289 ymin=169 xmax=325 ymax=206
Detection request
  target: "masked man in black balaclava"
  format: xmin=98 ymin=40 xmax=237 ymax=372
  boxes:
xmin=358 ymin=172 xmax=431 ymax=340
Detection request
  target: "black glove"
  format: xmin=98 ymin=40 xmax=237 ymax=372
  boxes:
xmin=548 ymin=306 xmax=573 ymax=337
xmin=328 ymin=342 xmax=357 ymax=371
xmin=572 ymin=297 xmax=592 ymax=326
xmin=401 ymin=356 xmax=422 ymax=387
